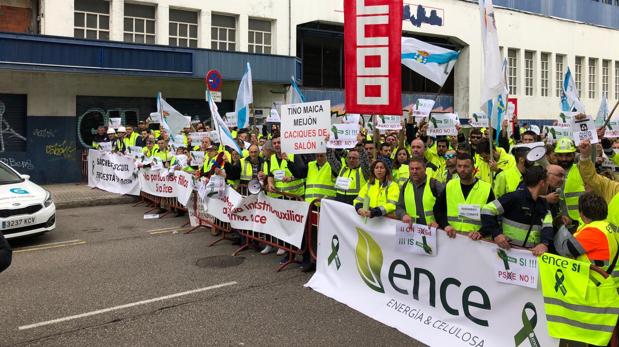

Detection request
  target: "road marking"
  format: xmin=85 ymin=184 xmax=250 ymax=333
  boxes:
xmin=148 ymin=227 xmax=191 ymax=235
xmin=145 ymin=226 xmax=181 ymax=233
xmin=149 ymin=230 xmax=175 ymax=235
xmin=13 ymin=240 xmax=87 ymax=253
xmin=18 ymin=281 xmax=238 ymax=331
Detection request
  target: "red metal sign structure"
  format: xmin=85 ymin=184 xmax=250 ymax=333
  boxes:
xmin=206 ymin=70 xmax=222 ymax=91
xmin=344 ymin=0 xmax=403 ymax=115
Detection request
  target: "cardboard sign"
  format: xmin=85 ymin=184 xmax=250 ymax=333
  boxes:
xmin=469 ymin=112 xmax=489 ymax=128
xmin=395 ymin=222 xmax=437 ymax=256
xmin=604 ymin=120 xmax=619 ymax=138
xmin=570 ymin=114 xmax=598 ymax=145
xmin=493 ymin=248 xmax=539 ymax=289
xmin=412 ymin=99 xmax=435 ymax=122
xmin=427 ymin=113 xmax=458 ymax=136
xmin=280 ymin=100 xmax=330 ymax=154
xmin=224 ymin=112 xmax=237 ymax=129
xmin=375 ymin=115 xmax=402 ymax=131
xmin=328 ymin=123 xmax=359 ymax=149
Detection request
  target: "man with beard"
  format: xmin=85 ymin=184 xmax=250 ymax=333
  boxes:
xmin=554 ymin=137 xmax=585 ymax=230
xmin=480 ymin=166 xmax=554 ymax=256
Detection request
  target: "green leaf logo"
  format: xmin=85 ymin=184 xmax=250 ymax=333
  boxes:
xmin=355 ymin=227 xmax=385 ymax=293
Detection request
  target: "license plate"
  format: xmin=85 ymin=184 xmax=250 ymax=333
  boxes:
xmin=2 ymin=217 xmax=36 ymax=229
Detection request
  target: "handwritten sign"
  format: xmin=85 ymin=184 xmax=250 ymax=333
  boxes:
xmin=469 ymin=112 xmax=489 ymax=128
xmin=266 ymin=108 xmax=280 ymax=123
xmin=412 ymin=99 xmax=435 ymax=122
xmin=280 ymin=100 xmax=330 ymax=154
xmin=570 ymin=114 xmax=598 ymax=145
xmin=546 ymin=124 xmax=573 ymax=144
xmin=327 ymin=123 xmax=359 ymax=149
xmin=604 ymin=120 xmax=619 ymax=138
xmin=493 ymin=248 xmax=539 ymax=289
xmin=427 ymin=113 xmax=458 ymax=136
xmin=375 ymin=115 xmax=402 ymax=131
xmin=224 ymin=112 xmax=238 ymax=128
xmin=395 ymin=222 xmax=437 ymax=256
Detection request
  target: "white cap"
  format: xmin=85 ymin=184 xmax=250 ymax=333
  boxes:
xmin=117 ymin=126 xmax=127 ymax=133
xmin=107 ymin=128 xmax=116 ymax=134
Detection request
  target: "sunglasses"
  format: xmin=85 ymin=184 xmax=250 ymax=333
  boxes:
xmin=444 ymin=153 xmax=456 ymax=159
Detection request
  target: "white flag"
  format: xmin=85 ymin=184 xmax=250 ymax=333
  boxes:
xmin=595 ymin=95 xmax=609 ymax=127
xmin=235 ymin=62 xmax=253 ymax=129
xmin=401 ymin=37 xmax=459 ymax=87
xmin=157 ymin=92 xmax=188 ymax=142
xmin=561 ymin=67 xmax=586 ymax=114
xmin=209 ymin=92 xmax=242 ymax=155
xmin=288 ymin=76 xmax=306 ymax=104
xmin=479 ymin=0 xmax=506 ymax=106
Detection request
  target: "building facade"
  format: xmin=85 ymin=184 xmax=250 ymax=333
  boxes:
xmin=0 ymin=0 xmax=618 ymax=183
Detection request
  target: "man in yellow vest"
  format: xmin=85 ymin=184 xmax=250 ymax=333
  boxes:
xmin=493 ymin=143 xmax=529 ymax=198
xmin=480 ymin=166 xmax=554 ymax=255
xmin=304 ymin=153 xmax=335 ymax=203
xmin=228 ymin=144 xmax=265 ymax=186
xmin=266 ymin=134 xmax=306 ymax=197
xmin=475 ymin=138 xmax=516 ymax=184
xmin=395 ymin=156 xmax=443 ymax=228
xmin=555 ymin=137 xmax=585 ymax=230
xmin=327 ymin=147 xmax=370 ymax=205
xmin=123 ymin=125 xmax=139 ymax=147
xmin=433 ymin=152 xmax=495 ymax=238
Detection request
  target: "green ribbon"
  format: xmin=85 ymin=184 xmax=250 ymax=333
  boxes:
xmin=421 ymin=235 xmax=432 ymax=255
xmin=497 ymin=249 xmax=510 ymax=271
xmin=331 ymin=125 xmax=339 ymax=140
xmin=327 ymin=235 xmax=341 ymax=270
xmin=554 ymin=269 xmax=567 ymax=295
xmin=514 ymin=302 xmax=540 ymax=347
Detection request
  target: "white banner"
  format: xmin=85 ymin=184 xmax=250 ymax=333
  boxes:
xmin=427 ymin=113 xmax=459 ymax=136
xmin=174 ymin=171 xmax=194 ymax=207
xmin=328 ymin=123 xmax=359 ymax=149
xmin=375 ymin=115 xmax=402 ymax=131
xmin=412 ymin=99 xmax=435 ymax=122
xmin=306 ymin=200 xmax=558 ymax=347
xmin=281 ymin=100 xmax=330 ymax=154
xmin=88 ymin=149 xmax=140 ymax=195
xmin=139 ymin=169 xmax=180 ymax=198
xmin=204 ymin=190 xmax=309 ymax=248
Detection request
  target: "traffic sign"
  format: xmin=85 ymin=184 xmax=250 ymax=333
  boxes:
xmin=205 ymin=90 xmax=222 ymax=102
xmin=206 ymin=70 xmax=222 ymax=91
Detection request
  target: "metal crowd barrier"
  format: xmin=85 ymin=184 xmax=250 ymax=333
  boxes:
xmin=81 ymin=149 xmax=88 ymax=182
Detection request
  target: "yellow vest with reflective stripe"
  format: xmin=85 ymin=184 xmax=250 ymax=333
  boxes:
xmin=336 ymin=166 xmax=366 ymax=197
xmin=493 ymin=165 xmax=522 ymax=198
xmin=305 ymin=161 xmax=335 ymax=203
xmin=403 ymin=178 xmax=436 ymax=224
xmin=575 ymin=220 xmax=619 ymax=283
xmin=608 ymin=193 xmax=619 ymax=229
xmin=239 ymin=157 xmax=257 ymax=181
xmin=393 ymin=165 xmax=409 ymax=187
xmin=562 ymin=164 xmax=585 ymax=224
xmin=353 ymin=181 xmax=400 ymax=215
xmin=446 ymin=179 xmax=491 ymax=232
xmin=270 ymin=154 xmax=305 ymax=196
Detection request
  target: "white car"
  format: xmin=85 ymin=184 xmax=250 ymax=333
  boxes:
xmin=0 ymin=161 xmax=55 ymax=239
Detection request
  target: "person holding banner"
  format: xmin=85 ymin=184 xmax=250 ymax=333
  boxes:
xmin=228 ymin=144 xmax=265 ymax=186
xmin=395 ymin=156 xmax=443 ymax=227
xmin=141 ymin=137 xmax=158 ymax=158
xmin=354 ymin=159 xmax=400 ymax=218
xmin=154 ymin=138 xmax=174 ymax=168
xmin=92 ymin=125 xmax=109 ymax=148
xmin=479 ymin=166 xmax=554 ymax=256
xmin=434 ymin=152 xmax=495 ymax=238
xmin=266 ymin=134 xmax=306 ymax=197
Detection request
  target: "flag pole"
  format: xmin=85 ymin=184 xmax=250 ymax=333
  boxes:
xmin=602 ymin=99 xmax=619 ymax=129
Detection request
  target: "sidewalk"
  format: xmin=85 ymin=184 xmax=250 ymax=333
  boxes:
xmin=43 ymin=183 xmax=136 ymax=210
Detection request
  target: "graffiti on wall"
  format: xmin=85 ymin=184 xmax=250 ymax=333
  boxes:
xmin=0 ymin=100 xmax=27 ymax=153
xmin=77 ymin=108 xmax=140 ymax=148
xmin=403 ymin=4 xmax=444 ymax=28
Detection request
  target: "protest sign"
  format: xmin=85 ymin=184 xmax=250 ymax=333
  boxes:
xmin=88 ymin=149 xmax=140 ymax=195
xmin=493 ymin=248 xmax=539 ymax=289
xmin=328 ymin=123 xmax=359 ymax=149
xmin=546 ymin=124 xmax=572 ymax=144
xmin=341 ymin=114 xmax=360 ymax=125
xmin=469 ymin=112 xmax=489 ymax=128
xmin=306 ymin=200 xmax=558 ymax=347
xmin=190 ymin=151 xmax=205 ymax=167
xmin=224 ymin=112 xmax=238 ymax=128
xmin=604 ymin=120 xmax=619 ymax=138
xmin=204 ymin=190 xmax=309 ymax=248
xmin=174 ymin=170 xmax=194 ymax=206
xmin=395 ymin=222 xmax=437 ymax=256
xmin=427 ymin=113 xmax=458 ymax=136
xmin=139 ymin=169 xmax=180 ymax=198
xmin=375 ymin=116 xmax=402 ymax=131
xmin=267 ymin=108 xmax=280 ymax=123
xmin=98 ymin=142 xmax=112 ymax=152
xmin=280 ymin=100 xmax=330 ymax=154
xmin=189 ymin=132 xmax=209 ymax=147
xmin=412 ymin=99 xmax=435 ymax=122
xmin=570 ymin=114 xmax=598 ymax=145
xmin=109 ymin=118 xmax=122 ymax=129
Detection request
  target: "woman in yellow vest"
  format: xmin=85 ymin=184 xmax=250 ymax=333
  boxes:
xmin=354 ymin=159 xmax=400 ymax=218
xmin=391 ymin=147 xmax=410 ymax=187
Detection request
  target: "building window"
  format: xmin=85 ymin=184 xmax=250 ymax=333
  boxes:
xmin=124 ymin=3 xmax=156 ymax=44
xmin=556 ymin=54 xmax=565 ymax=97
xmin=575 ymin=56 xmax=583 ymax=98
xmin=248 ymin=19 xmax=272 ymax=54
xmin=507 ymin=49 xmax=518 ymax=95
xmin=541 ymin=53 xmax=549 ymax=97
xmin=524 ymin=51 xmax=534 ymax=96
xmin=588 ymin=58 xmax=597 ymax=99
xmin=602 ymin=60 xmax=610 ymax=98
xmin=74 ymin=0 xmax=109 ymax=40
xmin=211 ymin=14 xmax=236 ymax=51
xmin=169 ymin=9 xmax=198 ymax=48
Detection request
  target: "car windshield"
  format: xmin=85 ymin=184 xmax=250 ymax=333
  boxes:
xmin=0 ymin=162 xmax=23 ymax=185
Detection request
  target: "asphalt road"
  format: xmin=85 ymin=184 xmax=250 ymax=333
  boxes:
xmin=0 ymin=204 xmax=422 ymax=347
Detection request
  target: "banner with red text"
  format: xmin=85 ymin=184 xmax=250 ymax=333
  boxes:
xmin=204 ymin=189 xmax=309 ymax=248
xmin=139 ymin=169 xmax=194 ymax=207
xmin=306 ymin=200 xmax=558 ymax=347
xmin=344 ymin=0 xmax=402 ymax=114
xmin=280 ymin=100 xmax=330 ymax=154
